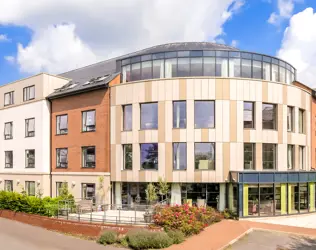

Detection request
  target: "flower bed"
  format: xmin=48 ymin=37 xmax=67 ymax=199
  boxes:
xmin=153 ymin=204 xmax=223 ymax=236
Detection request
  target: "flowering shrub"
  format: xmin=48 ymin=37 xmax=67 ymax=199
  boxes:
xmin=153 ymin=204 xmax=223 ymax=236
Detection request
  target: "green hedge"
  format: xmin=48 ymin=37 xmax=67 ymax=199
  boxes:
xmin=0 ymin=191 xmax=72 ymax=217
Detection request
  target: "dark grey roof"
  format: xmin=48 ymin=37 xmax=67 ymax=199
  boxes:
xmin=48 ymin=73 xmax=119 ymax=99
xmin=58 ymin=42 xmax=238 ymax=82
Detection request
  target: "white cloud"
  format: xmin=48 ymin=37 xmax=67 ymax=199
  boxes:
xmin=0 ymin=34 xmax=9 ymax=42
xmin=231 ymin=40 xmax=238 ymax=47
xmin=277 ymin=7 xmax=316 ymax=88
xmin=268 ymin=0 xmax=296 ymax=25
xmin=4 ymin=56 xmax=15 ymax=64
xmin=0 ymin=0 xmax=243 ymax=74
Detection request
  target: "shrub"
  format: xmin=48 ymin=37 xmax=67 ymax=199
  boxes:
xmin=117 ymin=235 xmax=129 ymax=247
xmin=167 ymin=230 xmax=185 ymax=244
xmin=97 ymin=230 xmax=118 ymax=245
xmin=127 ymin=230 xmax=173 ymax=249
xmin=153 ymin=204 xmax=223 ymax=236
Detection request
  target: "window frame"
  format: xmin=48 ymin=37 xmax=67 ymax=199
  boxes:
xmin=244 ymin=143 xmax=255 ymax=170
xmin=4 ymin=151 xmax=13 ymax=168
xmin=56 ymin=182 xmax=68 ymax=197
xmin=25 ymin=181 xmax=36 ymax=196
xmin=299 ymin=146 xmax=305 ymax=170
xmin=287 ymin=106 xmax=294 ymax=132
xmin=23 ymin=85 xmax=35 ymax=102
xmin=56 ymin=148 xmax=68 ymax=169
xmin=56 ymin=114 xmax=68 ymax=135
xmin=123 ymin=105 xmax=133 ymax=131
xmin=123 ymin=144 xmax=133 ymax=170
xmin=140 ymin=102 xmax=158 ymax=130
xmin=243 ymin=102 xmax=255 ymax=129
xmin=194 ymin=142 xmax=216 ymax=170
xmin=25 ymin=118 xmax=35 ymax=137
xmin=25 ymin=149 xmax=35 ymax=168
xmin=299 ymin=109 xmax=305 ymax=134
xmin=81 ymin=183 xmax=96 ymax=201
xmin=262 ymin=103 xmax=277 ymax=130
xmin=262 ymin=144 xmax=277 ymax=170
xmin=82 ymin=146 xmax=96 ymax=168
xmin=4 ymin=91 xmax=14 ymax=106
xmin=82 ymin=110 xmax=96 ymax=132
xmin=4 ymin=122 xmax=13 ymax=140
xmin=194 ymin=100 xmax=215 ymax=129
xmin=4 ymin=180 xmax=13 ymax=192
xmin=173 ymin=142 xmax=187 ymax=170
xmin=173 ymin=101 xmax=187 ymax=129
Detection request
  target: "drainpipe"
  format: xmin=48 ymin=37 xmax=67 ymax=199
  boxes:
xmin=48 ymin=98 xmax=53 ymax=198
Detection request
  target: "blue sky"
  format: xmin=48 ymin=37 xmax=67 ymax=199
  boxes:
xmin=0 ymin=0 xmax=316 ymax=87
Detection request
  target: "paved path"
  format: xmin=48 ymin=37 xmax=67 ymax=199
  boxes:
xmin=0 ymin=218 xmax=123 ymax=250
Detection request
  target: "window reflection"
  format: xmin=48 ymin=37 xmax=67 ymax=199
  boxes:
xmin=229 ymin=58 xmax=241 ymax=77
xmin=141 ymin=61 xmax=152 ymax=80
xmin=165 ymin=58 xmax=177 ymax=78
xmin=195 ymin=101 xmax=215 ymax=128
xmin=272 ymin=64 xmax=279 ymax=82
xmin=194 ymin=143 xmax=215 ymax=170
xmin=203 ymin=57 xmax=215 ymax=76
xmin=131 ymin=63 xmax=141 ymax=81
xmin=241 ymin=59 xmax=251 ymax=78
xmin=178 ymin=58 xmax=190 ymax=77
xmin=153 ymin=60 xmax=164 ymax=79
xmin=252 ymin=60 xmax=262 ymax=79
xmin=173 ymin=143 xmax=187 ymax=170
xmin=190 ymin=58 xmax=203 ymax=76
xmin=262 ymin=103 xmax=276 ymax=129
xmin=263 ymin=62 xmax=271 ymax=81
xmin=140 ymin=143 xmax=158 ymax=170
xmin=173 ymin=101 xmax=186 ymax=128
xmin=216 ymin=58 xmax=228 ymax=77
xmin=140 ymin=103 xmax=158 ymax=129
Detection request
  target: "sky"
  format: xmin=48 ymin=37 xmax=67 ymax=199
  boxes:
xmin=0 ymin=0 xmax=316 ymax=87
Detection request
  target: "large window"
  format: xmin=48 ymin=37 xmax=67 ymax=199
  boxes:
xmin=287 ymin=106 xmax=294 ymax=132
xmin=25 ymin=181 xmax=35 ymax=196
xmin=56 ymin=115 xmax=68 ymax=135
xmin=229 ymin=58 xmax=241 ymax=77
xmin=4 ymin=122 xmax=13 ymax=140
xmin=25 ymin=149 xmax=35 ymax=168
xmin=241 ymin=59 xmax=251 ymax=78
xmin=216 ymin=58 xmax=228 ymax=77
xmin=288 ymin=145 xmax=294 ymax=170
xmin=56 ymin=182 xmax=68 ymax=197
xmin=141 ymin=61 xmax=152 ymax=80
xmin=56 ymin=148 xmax=68 ymax=168
xmin=299 ymin=146 xmax=304 ymax=170
xmin=4 ymin=91 xmax=14 ymax=106
xmin=140 ymin=143 xmax=158 ymax=170
xmin=194 ymin=101 xmax=215 ymax=128
xmin=252 ymin=60 xmax=262 ymax=79
xmin=262 ymin=103 xmax=277 ymax=129
xmin=123 ymin=105 xmax=132 ymax=131
xmin=178 ymin=58 xmax=190 ymax=77
xmin=262 ymin=144 xmax=277 ymax=170
xmin=195 ymin=143 xmax=215 ymax=170
xmin=244 ymin=143 xmax=255 ymax=170
xmin=4 ymin=180 xmax=13 ymax=192
xmin=23 ymin=85 xmax=35 ymax=101
xmin=25 ymin=118 xmax=35 ymax=137
xmin=272 ymin=64 xmax=279 ymax=82
xmin=173 ymin=143 xmax=187 ymax=170
xmin=82 ymin=183 xmax=95 ymax=201
xmin=122 ymin=65 xmax=131 ymax=83
xmin=82 ymin=110 xmax=96 ymax=132
xmin=153 ymin=60 xmax=164 ymax=79
xmin=123 ymin=144 xmax=132 ymax=170
xmin=173 ymin=101 xmax=186 ymax=128
xmin=140 ymin=103 xmax=158 ymax=129
xmin=191 ymin=58 xmax=203 ymax=76
xmin=203 ymin=57 xmax=215 ymax=76
xmin=82 ymin=146 xmax=95 ymax=168
xmin=165 ymin=58 xmax=177 ymax=78
xmin=131 ymin=63 xmax=141 ymax=81
xmin=299 ymin=109 xmax=304 ymax=133
xmin=244 ymin=102 xmax=255 ymax=128
xmin=5 ymin=151 xmax=13 ymax=168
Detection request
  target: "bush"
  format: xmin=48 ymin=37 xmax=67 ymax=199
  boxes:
xmin=127 ymin=230 xmax=173 ymax=249
xmin=153 ymin=204 xmax=223 ymax=236
xmin=117 ymin=235 xmax=129 ymax=247
xmin=97 ymin=230 xmax=117 ymax=245
xmin=167 ymin=230 xmax=185 ymax=244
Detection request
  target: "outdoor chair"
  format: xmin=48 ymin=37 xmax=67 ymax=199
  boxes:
xmin=76 ymin=199 xmax=95 ymax=214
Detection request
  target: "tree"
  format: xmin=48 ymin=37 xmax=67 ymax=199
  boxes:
xmin=145 ymin=183 xmax=158 ymax=204
xmin=157 ymin=177 xmax=169 ymax=202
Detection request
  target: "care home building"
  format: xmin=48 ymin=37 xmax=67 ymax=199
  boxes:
xmin=0 ymin=73 xmax=69 ymax=197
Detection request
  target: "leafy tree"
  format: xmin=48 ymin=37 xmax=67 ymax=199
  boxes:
xmin=145 ymin=183 xmax=158 ymax=204
xmin=157 ymin=177 xmax=169 ymax=201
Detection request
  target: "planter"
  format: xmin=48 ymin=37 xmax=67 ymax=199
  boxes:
xmin=143 ymin=213 xmax=152 ymax=223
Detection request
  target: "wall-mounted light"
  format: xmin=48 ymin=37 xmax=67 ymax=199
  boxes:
xmin=17 ymin=179 xmax=20 ymax=184
xmin=37 ymin=180 xmax=41 ymax=185
xmin=71 ymin=181 xmax=76 ymax=187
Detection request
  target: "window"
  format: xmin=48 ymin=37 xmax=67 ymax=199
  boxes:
xmin=287 ymin=106 xmax=294 ymax=132
xmin=123 ymin=105 xmax=132 ymax=131
xmin=4 ymin=180 xmax=13 ymax=192
xmin=279 ymin=67 xmax=286 ymax=83
xmin=299 ymin=109 xmax=304 ymax=133
xmin=195 ymin=143 xmax=215 ymax=170
xmin=272 ymin=64 xmax=279 ymax=82
xmin=25 ymin=118 xmax=35 ymax=137
xmin=203 ymin=57 xmax=215 ymax=76
xmin=82 ymin=183 xmax=95 ymax=201
xmin=165 ymin=58 xmax=177 ymax=78
xmin=4 ymin=122 xmax=13 ymax=140
xmin=299 ymin=146 xmax=304 ymax=170
xmin=131 ymin=63 xmax=141 ymax=81
xmin=194 ymin=101 xmax=215 ymax=128
xmin=241 ymin=59 xmax=251 ymax=78
xmin=173 ymin=101 xmax=186 ymax=128
xmin=82 ymin=110 xmax=96 ymax=132
xmin=153 ymin=60 xmax=164 ymax=79
xmin=173 ymin=143 xmax=187 ymax=170
xmin=288 ymin=145 xmax=294 ymax=170
xmin=244 ymin=143 xmax=255 ymax=170
xmin=56 ymin=148 xmax=68 ymax=168
xmin=190 ymin=58 xmax=203 ymax=76
xmin=229 ymin=58 xmax=241 ymax=77
xmin=4 ymin=91 xmax=14 ymax=106
xmin=82 ymin=146 xmax=95 ymax=168
xmin=263 ymin=144 xmax=277 ymax=170
xmin=56 ymin=182 xmax=68 ymax=197
xmin=140 ymin=103 xmax=158 ymax=129
xmin=141 ymin=61 xmax=152 ymax=80
xmin=140 ymin=143 xmax=158 ymax=170
xmin=262 ymin=103 xmax=277 ymax=129
xmin=122 ymin=65 xmax=131 ymax=83
xmin=244 ymin=102 xmax=255 ymax=128
xmin=25 ymin=181 xmax=35 ymax=196
xmin=178 ymin=58 xmax=190 ymax=77
xmin=123 ymin=144 xmax=132 ymax=170
xmin=56 ymin=115 xmax=68 ymax=134
xmin=25 ymin=149 xmax=35 ymax=168
xmin=263 ymin=62 xmax=271 ymax=81
xmin=23 ymin=85 xmax=35 ymax=101
xmin=252 ymin=61 xmax=262 ymax=79
xmin=5 ymin=151 xmax=13 ymax=168
xmin=215 ymin=58 xmax=228 ymax=77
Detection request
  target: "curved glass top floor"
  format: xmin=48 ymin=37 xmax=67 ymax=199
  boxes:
xmin=120 ymin=50 xmax=296 ymax=84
